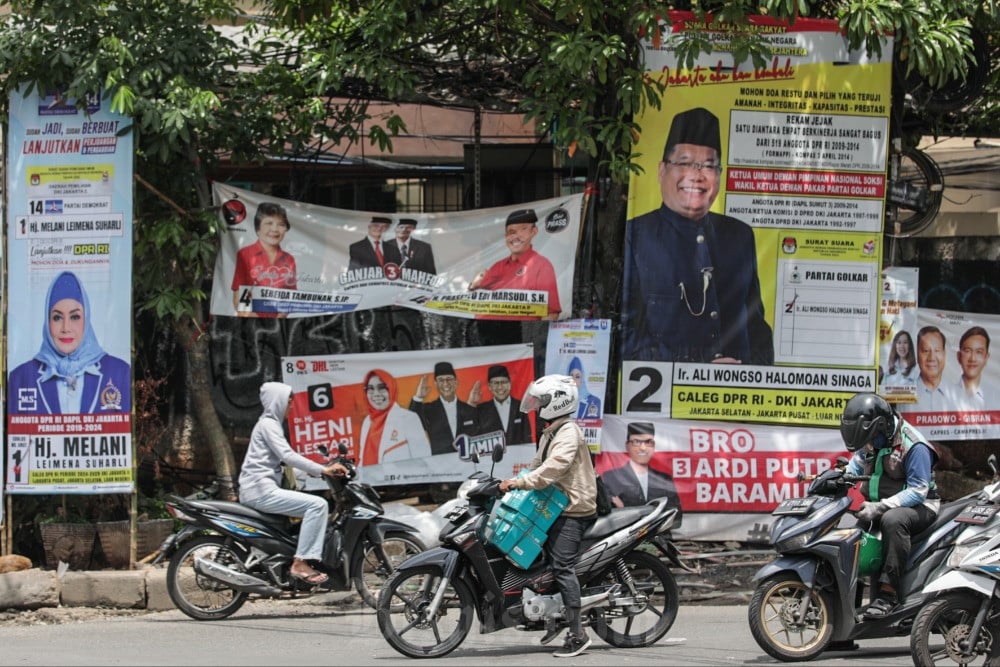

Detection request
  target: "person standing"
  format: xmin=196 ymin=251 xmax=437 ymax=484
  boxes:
xmin=348 ymin=216 xmax=402 ymax=271
xmin=622 ymin=107 xmax=773 ymax=364
xmin=408 ymin=361 xmax=480 ymax=456
xmin=238 ymin=382 xmax=348 ymax=585
xmin=393 ymin=218 xmax=437 ymax=275
xmin=601 ymin=422 xmax=683 ymax=525
xmin=475 ymin=364 xmax=533 ymax=446
xmin=231 ymin=202 xmax=297 ymax=318
xmin=500 ymin=375 xmax=597 ymax=657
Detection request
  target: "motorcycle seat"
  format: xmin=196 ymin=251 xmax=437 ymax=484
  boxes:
xmin=181 ymin=499 xmax=292 ymax=528
xmin=911 ymin=499 xmax=966 ymax=545
xmin=583 ymin=505 xmax=656 ymax=540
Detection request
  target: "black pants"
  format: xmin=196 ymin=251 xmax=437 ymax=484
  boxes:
xmin=875 ymin=504 xmax=936 ymax=593
xmin=545 ymin=514 xmax=594 ymax=609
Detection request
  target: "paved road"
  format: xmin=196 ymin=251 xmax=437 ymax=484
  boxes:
xmin=2 ymin=600 xmax=917 ymax=666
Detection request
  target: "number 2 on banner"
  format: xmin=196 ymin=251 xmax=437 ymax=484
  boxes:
xmin=621 ymin=361 xmax=672 ymax=417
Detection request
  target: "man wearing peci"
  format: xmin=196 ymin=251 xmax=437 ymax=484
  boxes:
xmin=348 ymin=216 xmax=402 ymax=271
xmin=622 ymin=107 xmax=773 ymax=364
xmin=393 ymin=218 xmax=437 ymax=275
xmin=476 ymin=365 xmax=534 ymax=446
xmin=409 ymin=361 xmax=480 ymax=456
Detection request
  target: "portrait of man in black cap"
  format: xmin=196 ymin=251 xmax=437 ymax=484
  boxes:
xmin=476 ymin=365 xmax=534 ymax=446
xmin=409 ymin=361 xmax=480 ymax=456
xmin=601 ymin=422 xmax=683 ymax=525
xmin=348 ymin=216 xmax=403 ymax=271
xmin=393 ymin=218 xmax=437 ymax=275
xmin=468 ymin=208 xmax=562 ymax=320
xmin=622 ymin=107 xmax=773 ymax=365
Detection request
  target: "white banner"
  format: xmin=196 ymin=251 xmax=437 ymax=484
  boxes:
xmin=211 ymin=184 xmax=582 ymax=321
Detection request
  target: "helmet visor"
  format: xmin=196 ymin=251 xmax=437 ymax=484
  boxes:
xmin=520 ymin=393 xmax=549 ymax=414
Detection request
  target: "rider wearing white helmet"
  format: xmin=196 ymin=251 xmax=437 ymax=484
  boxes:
xmin=500 ymin=374 xmax=597 ymax=657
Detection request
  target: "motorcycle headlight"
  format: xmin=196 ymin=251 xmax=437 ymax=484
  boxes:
xmin=775 ymin=529 xmax=815 ymax=553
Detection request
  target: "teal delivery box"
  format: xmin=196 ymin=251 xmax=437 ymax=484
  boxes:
xmin=500 ymin=485 xmax=569 ymax=531
xmin=482 ymin=509 xmax=550 ymax=569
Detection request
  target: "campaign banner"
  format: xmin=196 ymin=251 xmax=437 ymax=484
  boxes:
xmin=281 ymin=344 xmax=538 ymax=487
xmin=878 ymin=267 xmax=920 ymax=402
xmin=594 ymin=414 xmax=844 ymax=541
xmin=544 ymin=319 xmax=612 ymax=449
xmin=895 ymin=309 xmax=1000 ymax=440
xmin=210 ymin=183 xmax=582 ymax=321
xmin=621 ymin=12 xmax=890 ymax=428
xmin=5 ymin=87 xmax=134 ymax=494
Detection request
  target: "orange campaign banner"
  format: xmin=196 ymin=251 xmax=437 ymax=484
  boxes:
xmin=281 ymin=344 xmax=538 ymax=487
xmin=621 ymin=12 xmax=891 ymax=428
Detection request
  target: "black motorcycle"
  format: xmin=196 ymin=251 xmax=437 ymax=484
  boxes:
xmin=152 ymin=444 xmax=425 ymax=620
xmin=748 ymin=458 xmax=975 ymax=661
xmin=376 ymin=445 xmax=689 ymax=658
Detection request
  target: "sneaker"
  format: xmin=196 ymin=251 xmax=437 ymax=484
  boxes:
xmin=538 ymin=624 xmax=563 ymax=646
xmin=553 ymin=632 xmax=592 ymax=658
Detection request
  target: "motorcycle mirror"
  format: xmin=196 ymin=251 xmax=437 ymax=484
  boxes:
xmin=835 ymin=456 xmax=849 ymax=469
xmin=470 ymin=448 xmax=480 ymax=464
xmin=989 ymin=453 xmax=997 ymax=476
xmin=338 ymin=442 xmax=349 ymax=456
xmin=317 ymin=444 xmax=329 ymax=458
xmin=492 ymin=443 xmax=505 ymax=463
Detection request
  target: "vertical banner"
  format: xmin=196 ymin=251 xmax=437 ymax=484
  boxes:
xmin=878 ymin=266 xmax=920 ymax=402
xmin=5 ymin=87 xmax=134 ymax=494
xmin=544 ymin=319 xmax=612 ymax=449
xmin=282 ymin=344 xmax=537 ymax=487
xmin=621 ymin=13 xmax=891 ymax=427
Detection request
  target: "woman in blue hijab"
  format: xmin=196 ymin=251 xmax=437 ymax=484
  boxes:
xmin=567 ymin=356 xmax=601 ymax=419
xmin=8 ymin=271 xmax=130 ymax=414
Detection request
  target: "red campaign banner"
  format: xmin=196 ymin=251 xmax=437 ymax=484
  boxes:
xmin=726 ymin=168 xmax=886 ymax=198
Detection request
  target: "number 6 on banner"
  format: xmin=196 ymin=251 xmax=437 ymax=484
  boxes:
xmin=308 ymin=383 xmax=333 ymax=412
xmin=621 ymin=361 xmax=672 ymax=417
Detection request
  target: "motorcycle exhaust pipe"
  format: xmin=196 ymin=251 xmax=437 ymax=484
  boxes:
xmin=193 ymin=556 xmax=283 ymax=596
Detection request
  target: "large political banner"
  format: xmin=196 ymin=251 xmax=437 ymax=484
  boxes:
xmin=621 ymin=12 xmax=890 ymax=428
xmin=544 ymin=319 xmax=612 ymax=449
xmin=282 ymin=344 xmax=537 ymax=487
xmin=5 ymin=87 xmax=134 ymax=494
xmin=595 ymin=414 xmax=844 ymax=541
xmin=893 ymin=308 xmax=1000 ymax=440
xmin=210 ymin=183 xmax=582 ymax=321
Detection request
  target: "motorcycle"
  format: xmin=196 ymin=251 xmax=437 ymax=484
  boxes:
xmin=375 ymin=444 xmax=690 ymax=658
xmin=151 ymin=443 xmax=425 ymax=620
xmin=909 ymin=455 xmax=1000 ymax=667
xmin=748 ymin=456 xmax=981 ymax=662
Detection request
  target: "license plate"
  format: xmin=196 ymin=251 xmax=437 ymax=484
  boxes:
xmin=773 ymin=497 xmax=817 ymax=516
xmin=956 ymin=503 xmax=999 ymax=524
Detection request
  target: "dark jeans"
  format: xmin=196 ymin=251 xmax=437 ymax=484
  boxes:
xmin=545 ymin=514 xmax=594 ymax=609
xmin=874 ymin=504 xmax=936 ymax=594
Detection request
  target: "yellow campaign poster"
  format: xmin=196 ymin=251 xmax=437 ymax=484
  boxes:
xmin=621 ymin=12 xmax=891 ymax=428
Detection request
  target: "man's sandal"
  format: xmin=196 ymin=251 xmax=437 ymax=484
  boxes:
xmin=863 ymin=596 xmax=895 ymax=619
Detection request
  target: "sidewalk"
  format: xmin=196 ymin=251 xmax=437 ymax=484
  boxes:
xmin=0 ymin=566 xmax=176 ymax=612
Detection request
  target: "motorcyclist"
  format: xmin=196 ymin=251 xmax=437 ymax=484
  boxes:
xmin=499 ymin=374 xmax=597 ymax=658
xmin=840 ymin=391 xmax=940 ymax=619
xmin=239 ymin=381 xmax=348 ymax=585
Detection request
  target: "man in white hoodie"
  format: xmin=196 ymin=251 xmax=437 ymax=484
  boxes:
xmin=239 ymin=381 xmax=347 ymax=585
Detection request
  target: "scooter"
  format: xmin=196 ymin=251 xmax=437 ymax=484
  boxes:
xmin=376 ymin=444 xmax=691 ymax=659
xmin=909 ymin=455 xmax=1000 ymax=667
xmin=152 ymin=443 xmax=425 ymax=620
xmin=748 ymin=457 xmax=980 ymax=662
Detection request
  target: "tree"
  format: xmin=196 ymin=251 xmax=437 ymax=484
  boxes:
xmin=0 ymin=0 xmax=403 ymax=499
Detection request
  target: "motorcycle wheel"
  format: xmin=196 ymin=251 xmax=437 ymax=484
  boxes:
xmin=589 ymin=550 xmax=679 ymax=648
xmin=376 ymin=565 xmax=474 ymax=659
xmin=166 ymin=535 xmax=249 ymax=621
xmin=910 ymin=593 xmax=1000 ymax=667
xmin=748 ymin=573 xmax=834 ymax=662
xmin=354 ymin=533 xmax=425 ymax=609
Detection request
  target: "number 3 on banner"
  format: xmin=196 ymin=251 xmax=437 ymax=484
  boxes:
xmin=621 ymin=361 xmax=672 ymax=418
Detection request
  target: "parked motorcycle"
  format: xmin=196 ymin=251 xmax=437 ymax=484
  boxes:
xmin=909 ymin=455 xmax=1000 ymax=667
xmin=375 ymin=445 xmax=689 ymax=658
xmin=152 ymin=444 xmax=425 ymax=620
xmin=748 ymin=457 xmax=977 ymax=661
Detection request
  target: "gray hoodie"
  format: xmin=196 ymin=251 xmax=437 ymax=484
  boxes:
xmin=238 ymin=382 xmax=326 ymax=503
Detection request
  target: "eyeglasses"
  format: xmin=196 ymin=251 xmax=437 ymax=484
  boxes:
xmin=627 ymin=439 xmax=656 ymax=448
xmin=436 ymin=377 xmax=457 ymax=384
xmin=365 ymin=384 xmax=388 ymax=393
xmin=489 ymin=378 xmax=511 ymax=385
xmin=665 ymin=159 xmax=722 ymax=174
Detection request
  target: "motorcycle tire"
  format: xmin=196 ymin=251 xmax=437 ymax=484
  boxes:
xmin=166 ymin=535 xmax=249 ymax=621
xmin=910 ymin=593 xmax=1000 ymax=667
xmin=376 ymin=565 xmax=474 ymax=659
xmin=748 ymin=573 xmax=834 ymax=662
xmin=588 ymin=550 xmax=679 ymax=648
xmin=353 ymin=533 xmax=425 ymax=609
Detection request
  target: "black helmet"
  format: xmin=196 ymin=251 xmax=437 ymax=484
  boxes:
xmin=840 ymin=392 xmax=898 ymax=452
